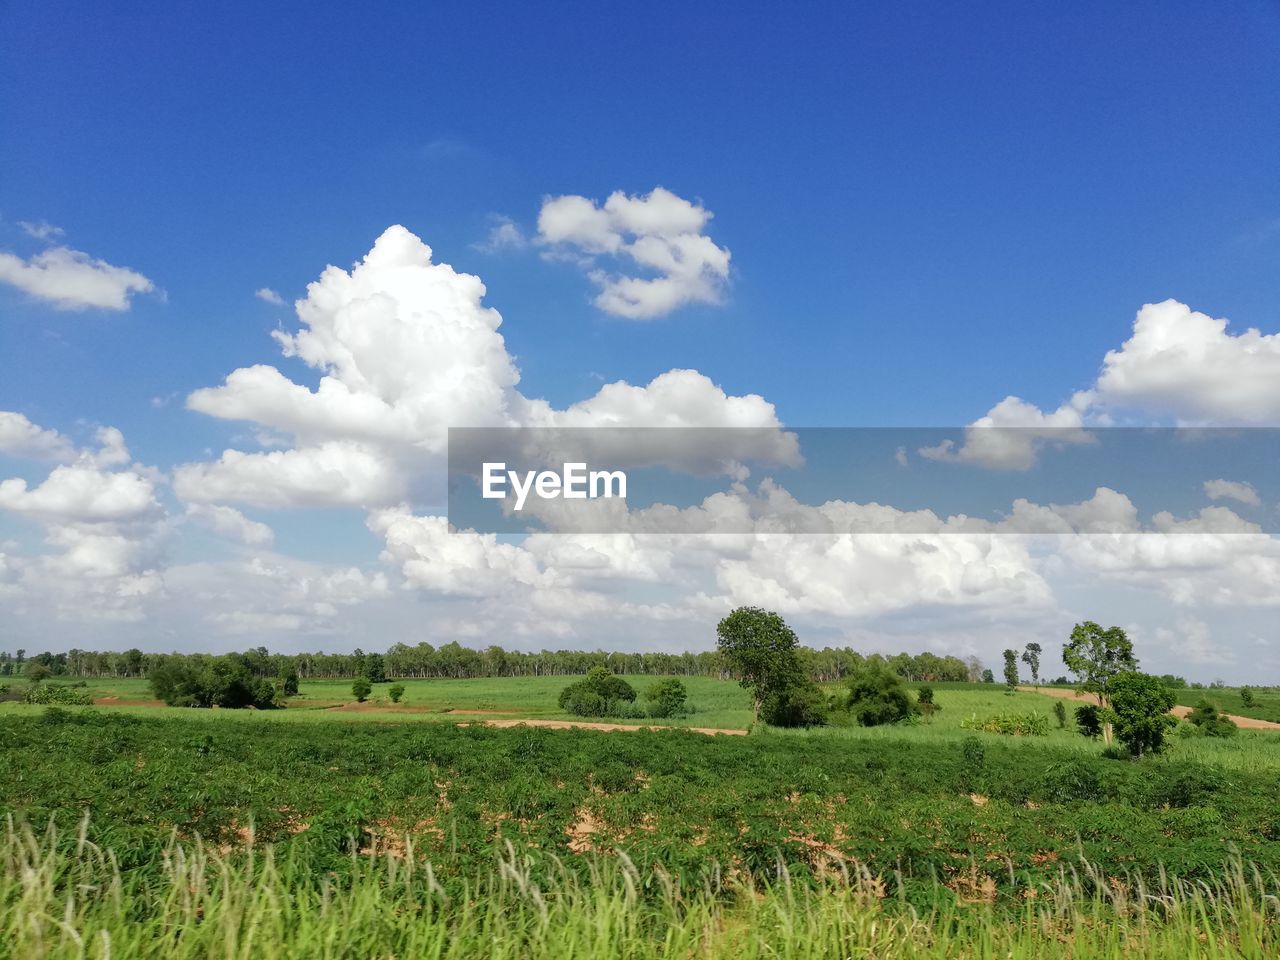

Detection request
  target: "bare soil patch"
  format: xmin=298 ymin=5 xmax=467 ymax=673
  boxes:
xmin=1021 ymin=685 xmax=1280 ymax=730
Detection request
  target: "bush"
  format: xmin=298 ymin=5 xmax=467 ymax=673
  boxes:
xmin=644 ymin=678 xmax=688 ymax=718
xmin=149 ymin=655 xmax=283 ymax=710
xmin=843 ymin=665 xmax=917 ymax=726
xmin=1053 ymin=701 xmax=1067 ymax=728
xmin=917 ymin=686 xmax=941 ymax=723
xmin=1075 ymin=703 xmax=1102 ymax=738
xmin=388 ymin=684 xmax=405 ymax=704
xmin=760 ymin=682 xmax=827 ymax=728
xmin=1106 ymin=671 xmax=1177 ymax=757
xmin=559 ymin=668 xmax=638 ymax=718
xmin=24 ymin=683 xmax=93 ymax=706
xmin=352 ymin=677 xmax=372 ymax=703
xmin=1186 ymin=700 xmax=1238 ymax=738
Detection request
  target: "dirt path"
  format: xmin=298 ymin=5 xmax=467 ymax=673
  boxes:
xmin=1019 ymin=685 xmax=1280 ymax=730
xmin=471 ymin=717 xmax=749 ymax=736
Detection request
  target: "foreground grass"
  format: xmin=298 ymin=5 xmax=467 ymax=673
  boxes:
xmin=3 ymin=818 xmax=1277 ymax=959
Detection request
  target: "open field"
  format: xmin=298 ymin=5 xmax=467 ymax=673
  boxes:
xmin=4 ymin=677 xmax=1280 ymax=957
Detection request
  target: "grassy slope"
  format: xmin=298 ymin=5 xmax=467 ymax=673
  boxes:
xmin=1171 ymin=686 xmax=1280 ymax=724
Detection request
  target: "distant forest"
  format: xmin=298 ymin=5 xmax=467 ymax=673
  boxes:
xmin=0 ymin=644 xmax=983 ymax=684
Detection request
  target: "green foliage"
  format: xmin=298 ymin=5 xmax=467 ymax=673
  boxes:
xmin=148 ymin=656 xmax=283 ymax=710
xmin=1075 ymin=703 xmax=1102 ymax=739
xmin=363 ymin=653 xmax=387 ymax=683
xmin=643 ymin=678 xmax=688 ymax=718
xmin=760 ymin=682 xmax=827 ymax=728
xmin=1002 ymin=649 xmax=1018 ymax=692
xmin=23 ymin=682 xmax=93 ymax=706
xmin=843 ymin=665 xmax=917 ymax=726
xmin=1053 ymin=700 xmax=1067 ymax=729
xmin=1187 ymin=700 xmax=1238 ymax=738
xmin=1020 ymin=643 xmax=1042 ymax=684
xmin=351 ymin=677 xmax=372 ymax=703
xmin=388 ymin=684 xmax=405 ymax=704
xmin=959 ymin=710 xmax=1049 ymax=736
xmin=981 ymin=669 xmax=994 ymax=684
xmin=1062 ymin=621 xmax=1138 ymax=706
xmin=1240 ymin=687 xmax=1255 ymax=708
xmin=24 ymin=663 xmax=52 ymax=683
xmin=1106 ymin=671 xmax=1177 ymax=757
xmin=559 ymin=668 xmax=638 ymax=718
xmin=281 ymin=671 xmax=300 ymax=697
xmin=917 ymin=685 xmax=941 ymax=723
xmin=715 ymin=606 xmax=805 ymax=721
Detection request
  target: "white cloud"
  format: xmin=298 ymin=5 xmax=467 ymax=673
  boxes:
xmin=0 ymin=245 xmax=155 ymax=311
xmin=0 ymin=411 xmax=78 ymax=461
xmin=1096 ymin=300 xmax=1280 ymax=423
xmin=185 ymin=503 xmax=274 ymax=546
xmin=918 ymin=393 xmax=1095 ymax=470
xmin=537 ymin=187 xmax=731 ymax=319
xmin=473 ymin=216 xmax=527 ymax=253
xmin=1203 ymin=479 xmax=1260 ymax=507
xmin=18 ymin=221 xmax=65 ymax=241
xmin=177 ymin=224 xmax=788 ymax=508
xmin=1152 ymin=619 xmax=1233 ymax=666
xmin=255 ymin=287 xmax=285 ymax=305
xmin=0 ymin=464 xmax=159 ymax=524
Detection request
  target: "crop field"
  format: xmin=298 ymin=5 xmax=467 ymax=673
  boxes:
xmin=1171 ymin=686 xmax=1280 ymax=725
xmin=3 ymin=678 xmax=1279 ymax=957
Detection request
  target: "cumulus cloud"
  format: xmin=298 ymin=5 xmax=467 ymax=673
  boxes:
xmin=918 ymin=393 xmax=1095 ymax=470
xmin=18 ymin=221 xmax=65 ymax=241
xmin=1095 ymin=300 xmax=1280 ymax=423
xmin=255 ymin=287 xmax=285 ymax=305
xmin=537 ymin=187 xmax=731 ymax=319
xmin=0 ymin=411 xmax=78 ymax=461
xmin=185 ymin=503 xmax=275 ymax=547
xmin=1203 ymin=479 xmax=1261 ymax=507
xmin=0 ymin=245 xmax=155 ymax=311
xmin=177 ymin=225 xmax=788 ymax=508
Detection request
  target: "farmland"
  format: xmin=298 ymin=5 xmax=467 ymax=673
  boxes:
xmin=2 ymin=676 xmax=1279 ymax=957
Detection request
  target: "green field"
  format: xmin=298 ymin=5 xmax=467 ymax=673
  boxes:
xmin=1172 ymin=685 xmax=1280 ymax=724
xmin=3 ymin=677 xmax=1279 ymax=957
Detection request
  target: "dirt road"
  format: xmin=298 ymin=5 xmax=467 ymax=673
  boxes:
xmin=1019 ymin=685 xmax=1280 ymax=730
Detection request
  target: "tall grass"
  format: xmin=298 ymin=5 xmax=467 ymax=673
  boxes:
xmin=3 ymin=817 xmax=1277 ymax=959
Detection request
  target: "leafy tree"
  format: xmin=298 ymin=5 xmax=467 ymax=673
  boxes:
xmin=24 ymin=663 xmax=51 ymax=683
xmin=1187 ymin=699 xmax=1238 ymax=737
xmin=388 ymin=683 xmax=406 ymax=704
xmin=1002 ymin=649 xmax=1018 ymax=693
xmin=843 ymin=665 xmax=917 ymax=726
xmin=644 ymin=678 xmax=688 ymax=718
xmin=1075 ymin=703 xmax=1102 ymax=738
xmin=1021 ymin=643 xmax=1042 ymax=685
xmin=1062 ymin=621 xmax=1138 ymax=744
xmin=148 ymin=655 xmax=282 ymax=710
xmin=1053 ymin=700 xmax=1067 ymax=729
xmin=981 ymin=669 xmax=994 ymax=684
xmin=715 ymin=607 xmax=806 ymax=722
xmin=280 ymin=671 xmax=300 ymax=697
xmin=1105 ymin=671 xmax=1176 ymax=757
xmin=364 ymin=653 xmax=387 ymax=684
xmin=1240 ymin=687 xmax=1255 ymax=709
xmin=352 ymin=677 xmax=372 ymax=703
xmin=559 ymin=668 xmax=638 ymax=718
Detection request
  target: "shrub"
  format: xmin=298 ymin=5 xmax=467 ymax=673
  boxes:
xmin=843 ymin=665 xmax=917 ymax=726
xmin=644 ymin=678 xmax=688 ymax=718
xmin=1240 ymin=687 xmax=1255 ymax=708
xmin=1075 ymin=704 xmax=1102 ymax=738
xmin=281 ymin=671 xmax=300 ymax=697
xmin=559 ymin=668 xmax=638 ymax=718
xmin=149 ymin=655 xmax=283 ymax=710
xmin=1106 ymin=671 xmax=1177 ymax=758
xmin=24 ymin=683 xmax=93 ymax=706
xmin=917 ymin=686 xmax=941 ymax=723
xmin=352 ymin=677 xmax=372 ymax=703
xmin=760 ymin=682 xmax=827 ymax=728
xmin=1186 ymin=700 xmax=1238 ymax=738
xmin=388 ymin=684 xmax=405 ymax=704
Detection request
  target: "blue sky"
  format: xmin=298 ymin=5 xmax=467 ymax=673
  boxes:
xmin=2 ymin=1 xmax=1280 ymax=677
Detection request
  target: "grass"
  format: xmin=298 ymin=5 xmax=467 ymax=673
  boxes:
xmin=1172 ymin=686 xmax=1280 ymax=724
xmin=3 ymin=818 xmax=1278 ymax=959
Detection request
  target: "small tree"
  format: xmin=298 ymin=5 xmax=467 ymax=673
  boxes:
xmin=281 ymin=670 xmax=300 ymax=697
xmin=1105 ymin=671 xmax=1176 ymax=758
xmin=1062 ymin=621 xmax=1138 ymax=745
xmin=1021 ymin=643 xmax=1042 ymax=685
xmin=1053 ymin=700 xmax=1067 ymax=729
xmin=917 ymin=686 xmax=941 ymax=723
xmin=364 ymin=653 xmax=387 ymax=684
xmin=388 ymin=683 xmax=406 ymax=704
xmin=1240 ymin=687 xmax=1256 ymax=709
xmin=981 ymin=669 xmax=994 ymax=684
xmin=716 ymin=607 xmax=805 ymax=722
xmin=352 ymin=677 xmax=372 ymax=703
xmin=1002 ymin=649 xmax=1019 ymax=694
xmin=844 ymin=665 xmax=917 ymax=726
xmin=1075 ymin=703 xmax=1102 ymax=738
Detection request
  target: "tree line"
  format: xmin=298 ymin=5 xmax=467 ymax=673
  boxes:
xmin=1 ymin=642 xmax=980 ymax=685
